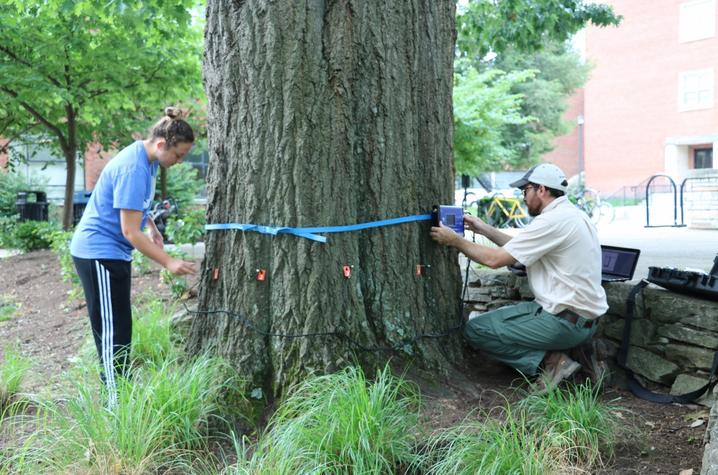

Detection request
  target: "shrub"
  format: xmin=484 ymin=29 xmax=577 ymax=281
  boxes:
xmin=131 ymin=250 xmax=154 ymax=275
xmin=0 ymin=171 xmax=46 ymax=218
xmin=0 ymin=215 xmax=20 ymax=249
xmin=49 ymin=230 xmax=79 ymax=286
xmin=165 ymin=208 xmax=206 ymax=245
xmin=12 ymin=220 xmax=60 ymax=252
xmin=160 ymin=269 xmax=189 ymax=300
xmin=166 ymin=162 xmax=203 ymax=211
xmin=241 ymin=365 xmax=421 ymax=474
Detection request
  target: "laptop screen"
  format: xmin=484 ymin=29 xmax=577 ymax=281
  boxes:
xmin=601 ymin=245 xmax=640 ymax=280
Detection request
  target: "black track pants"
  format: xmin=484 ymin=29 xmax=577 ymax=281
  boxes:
xmin=73 ymin=257 xmax=132 ymax=405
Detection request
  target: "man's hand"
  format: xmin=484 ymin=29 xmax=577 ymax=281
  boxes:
xmin=430 ymin=224 xmax=461 ymax=247
xmin=166 ymin=258 xmax=196 ymax=276
xmin=464 ymin=214 xmax=486 ymax=235
xmin=463 ymin=213 xmax=514 ymax=247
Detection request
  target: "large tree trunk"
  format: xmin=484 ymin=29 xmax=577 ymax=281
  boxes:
xmin=187 ymin=0 xmax=462 ymax=398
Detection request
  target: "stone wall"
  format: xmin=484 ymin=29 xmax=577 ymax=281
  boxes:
xmin=466 ymin=269 xmax=718 ymax=404
xmin=684 ymin=169 xmax=718 ymax=230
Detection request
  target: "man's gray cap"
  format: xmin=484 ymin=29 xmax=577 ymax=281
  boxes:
xmin=509 ymin=164 xmax=568 ymax=192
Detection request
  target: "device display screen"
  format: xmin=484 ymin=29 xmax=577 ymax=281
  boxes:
xmin=602 ymin=249 xmax=635 ymax=277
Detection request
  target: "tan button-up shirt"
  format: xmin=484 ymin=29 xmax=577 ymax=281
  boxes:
xmin=503 ymin=196 xmax=608 ymax=319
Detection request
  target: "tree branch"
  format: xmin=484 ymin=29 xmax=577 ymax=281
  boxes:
xmin=0 ymin=123 xmax=41 ymax=154
xmin=0 ymin=86 xmax=68 ymax=150
xmin=0 ymin=44 xmax=63 ymax=89
xmin=74 ymin=54 xmax=169 ymax=111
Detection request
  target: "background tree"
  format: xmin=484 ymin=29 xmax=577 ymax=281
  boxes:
xmin=457 ymin=0 xmax=620 ymax=60
xmin=453 ymin=64 xmax=536 ymax=176
xmin=187 ymin=0 xmax=620 ymax=398
xmin=0 ymin=0 xmax=203 ymax=229
xmin=478 ymin=42 xmax=590 ymax=171
xmin=453 ymin=0 xmax=619 ymax=174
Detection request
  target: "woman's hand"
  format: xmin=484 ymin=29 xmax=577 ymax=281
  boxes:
xmin=146 ymin=218 xmax=165 ymax=248
xmin=166 ymin=258 xmax=196 ymax=276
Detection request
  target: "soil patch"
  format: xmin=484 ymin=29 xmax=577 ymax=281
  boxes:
xmin=0 ymin=250 xmax=706 ymax=473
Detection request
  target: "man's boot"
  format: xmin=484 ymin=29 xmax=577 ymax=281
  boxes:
xmin=537 ymin=351 xmax=581 ymax=393
xmin=570 ymin=339 xmax=609 ymax=386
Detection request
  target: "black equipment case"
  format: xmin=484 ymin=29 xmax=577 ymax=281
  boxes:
xmin=647 ymin=254 xmax=718 ymax=301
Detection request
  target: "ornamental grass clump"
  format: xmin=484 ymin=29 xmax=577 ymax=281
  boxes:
xmin=423 ymin=381 xmax=622 ymax=475
xmin=5 ymin=355 xmax=241 ymax=474
xmin=240 ymin=365 xmax=421 ymax=474
xmin=518 ymin=379 xmax=622 ymax=469
xmin=423 ymin=404 xmax=567 ymax=475
xmin=130 ymin=294 xmax=177 ymax=366
xmin=0 ymin=347 xmax=31 ymax=412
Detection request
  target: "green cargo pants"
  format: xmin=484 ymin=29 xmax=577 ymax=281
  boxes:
xmin=463 ymin=301 xmax=596 ymax=376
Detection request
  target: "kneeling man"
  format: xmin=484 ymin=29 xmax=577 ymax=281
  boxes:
xmin=431 ymin=164 xmax=607 ymax=387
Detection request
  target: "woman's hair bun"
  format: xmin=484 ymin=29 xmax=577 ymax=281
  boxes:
xmin=164 ymin=106 xmax=189 ymax=120
xmin=150 ymin=107 xmax=195 ymax=145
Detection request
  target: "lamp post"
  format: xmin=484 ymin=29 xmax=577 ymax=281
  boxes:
xmin=577 ymin=115 xmax=585 ymax=188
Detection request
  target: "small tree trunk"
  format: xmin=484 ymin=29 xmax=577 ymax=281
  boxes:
xmin=62 ymin=147 xmax=75 ymax=230
xmin=187 ymin=0 xmax=462 ymax=398
xmin=61 ymin=106 xmax=78 ymax=231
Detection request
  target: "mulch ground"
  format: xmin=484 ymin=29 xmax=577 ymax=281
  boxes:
xmin=0 ymin=250 xmax=707 ymax=473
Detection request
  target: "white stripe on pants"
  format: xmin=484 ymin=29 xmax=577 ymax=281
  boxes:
xmin=95 ymin=261 xmax=117 ymax=408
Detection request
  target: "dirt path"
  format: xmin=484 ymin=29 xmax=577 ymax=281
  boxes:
xmin=0 ymin=250 xmax=172 ymax=393
xmin=0 ymin=250 xmax=707 ymax=473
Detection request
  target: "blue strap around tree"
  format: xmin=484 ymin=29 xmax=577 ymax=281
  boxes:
xmin=205 ymin=214 xmax=432 ymax=243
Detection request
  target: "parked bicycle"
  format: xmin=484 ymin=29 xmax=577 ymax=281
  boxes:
xmin=570 ymin=187 xmax=614 ymax=225
xmin=471 ymin=193 xmax=530 ymax=228
xmin=149 ymin=197 xmax=178 ymax=241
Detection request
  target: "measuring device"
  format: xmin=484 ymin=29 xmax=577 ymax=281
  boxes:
xmin=431 ymin=205 xmax=464 ymax=235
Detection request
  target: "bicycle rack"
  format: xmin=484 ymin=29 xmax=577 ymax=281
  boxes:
xmin=644 ymin=174 xmax=685 ymax=228
xmin=679 ymin=177 xmax=688 ymax=226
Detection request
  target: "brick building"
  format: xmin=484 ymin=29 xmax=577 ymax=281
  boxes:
xmin=545 ymin=0 xmax=718 ymax=197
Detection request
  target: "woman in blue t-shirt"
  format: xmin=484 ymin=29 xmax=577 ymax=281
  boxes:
xmin=71 ymin=107 xmax=196 ymax=407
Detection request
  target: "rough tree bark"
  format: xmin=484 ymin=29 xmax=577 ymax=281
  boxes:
xmin=187 ymin=0 xmax=463 ymax=398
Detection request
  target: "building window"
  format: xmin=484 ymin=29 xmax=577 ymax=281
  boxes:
xmin=680 ymin=0 xmax=716 ymax=43
xmin=694 ymin=148 xmax=714 ymax=168
xmin=678 ymin=68 xmax=714 ymax=111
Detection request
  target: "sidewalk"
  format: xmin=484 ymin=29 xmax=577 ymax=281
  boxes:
xmin=0 ymin=249 xmax=20 ymax=259
xmin=598 ymin=206 xmax=717 ymax=278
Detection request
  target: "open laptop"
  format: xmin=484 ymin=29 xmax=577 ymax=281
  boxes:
xmin=601 ymin=245 xmax=641 ymax=282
